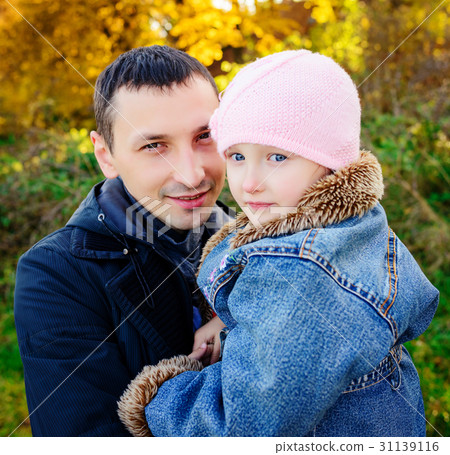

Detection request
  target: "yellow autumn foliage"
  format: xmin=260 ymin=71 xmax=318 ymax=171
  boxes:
xmin=0 ymin=0 xmax=309 ymax=133
xmin=0 ymin=0 xmax=448 ymax=133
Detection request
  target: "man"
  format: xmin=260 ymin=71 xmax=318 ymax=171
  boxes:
xmin=14 ymin=46 xmax=232 ymax=436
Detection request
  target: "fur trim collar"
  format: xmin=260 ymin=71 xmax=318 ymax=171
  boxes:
xmin=199 ymin=151 xmax=383 ymax=267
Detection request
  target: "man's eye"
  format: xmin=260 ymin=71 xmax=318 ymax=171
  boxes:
xmin=230 ymin=153 xmax=245 ymax=161
xmin=142 ymin=142 xmax=161 ymax=150
xmin=197 ymin=131 xmax=211 ymax=141
xmin=269 ymin=154 xmax=287 ymax=162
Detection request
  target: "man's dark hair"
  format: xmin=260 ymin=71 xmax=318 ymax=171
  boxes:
xmin=94 ymin=45 xmax=219 ymax=152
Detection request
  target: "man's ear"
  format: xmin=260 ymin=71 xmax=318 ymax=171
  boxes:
xmin=90 ymin=131 xmax=119 ymax=179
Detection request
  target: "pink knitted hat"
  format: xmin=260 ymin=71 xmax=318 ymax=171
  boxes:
xmin=209 ymin=50 xmax=361 ymax=170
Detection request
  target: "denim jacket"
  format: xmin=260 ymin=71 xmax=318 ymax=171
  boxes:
xmin=118 ymin=152 xmax=439 ymax=437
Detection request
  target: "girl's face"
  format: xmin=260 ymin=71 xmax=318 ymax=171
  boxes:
xmin=226 ymin=143 xmax=329 ymax=225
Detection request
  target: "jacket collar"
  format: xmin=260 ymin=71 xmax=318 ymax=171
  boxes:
xmin=66 ymin=178 xmax=235 ymax=259
xmin=199 ymin=151 xmax=384 ymax=266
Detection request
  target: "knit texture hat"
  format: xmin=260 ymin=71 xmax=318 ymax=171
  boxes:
xmin=209 ymin=50 xmax=361 ymax=170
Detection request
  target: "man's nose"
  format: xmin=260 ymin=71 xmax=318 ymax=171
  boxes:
xmin=172 ymin=146 xmax=206 ymax=189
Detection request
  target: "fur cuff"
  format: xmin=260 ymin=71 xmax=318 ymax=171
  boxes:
xmin=117 ymin=355 xmax=203 ymax=436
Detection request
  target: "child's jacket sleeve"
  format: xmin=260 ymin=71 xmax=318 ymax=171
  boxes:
xmin=118 ymin=254 xmax=404 ymax=436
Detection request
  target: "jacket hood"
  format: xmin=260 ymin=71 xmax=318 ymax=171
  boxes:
xmin=199 ymin=151 xmax=384 ymax=267
xmin=66 ymin=180 xmax=112 ymax=234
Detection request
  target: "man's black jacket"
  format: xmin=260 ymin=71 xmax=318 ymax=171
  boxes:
xmin=14 ymin=178 xmax=233 ymax=436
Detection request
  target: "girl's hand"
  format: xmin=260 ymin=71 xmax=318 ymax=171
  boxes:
xmin=189 ymin=316 xmax=226 ymax=366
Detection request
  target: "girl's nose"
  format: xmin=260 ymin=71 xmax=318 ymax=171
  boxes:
xmin=242 ymin=168 xmax=264 ymax=194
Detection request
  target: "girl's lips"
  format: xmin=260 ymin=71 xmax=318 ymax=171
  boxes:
xmin=247 ymin=202 xmax=274 ymax=210
xmin=167 ymin=191 xmax=209 ymax=209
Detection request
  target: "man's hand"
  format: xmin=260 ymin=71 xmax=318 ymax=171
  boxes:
xmin=189 ymin=316 xmax=226 ymax=366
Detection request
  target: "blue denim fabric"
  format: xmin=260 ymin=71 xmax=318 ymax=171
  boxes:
xmin=146 ymin=204 xmax=439 ymax=436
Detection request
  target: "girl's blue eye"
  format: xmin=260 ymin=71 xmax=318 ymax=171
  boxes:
xmin=270 ymin=154 xmax=287 ymax=162
xmin=230 ymin=153 xmax=245 ymax=161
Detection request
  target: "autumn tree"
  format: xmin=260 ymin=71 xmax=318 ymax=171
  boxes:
xmin=0 ymin=0 xmax=308 ymax=134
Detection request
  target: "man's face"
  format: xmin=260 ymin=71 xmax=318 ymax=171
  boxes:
xmin=92 ymin=76 xmax=226 ymax=231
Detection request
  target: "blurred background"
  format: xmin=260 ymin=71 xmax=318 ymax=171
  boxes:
xmin=0 ymin=0 xmax=448 ymax=437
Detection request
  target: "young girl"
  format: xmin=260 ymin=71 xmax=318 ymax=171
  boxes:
xmin=118 ymin=50 xmax=439 ymax=437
